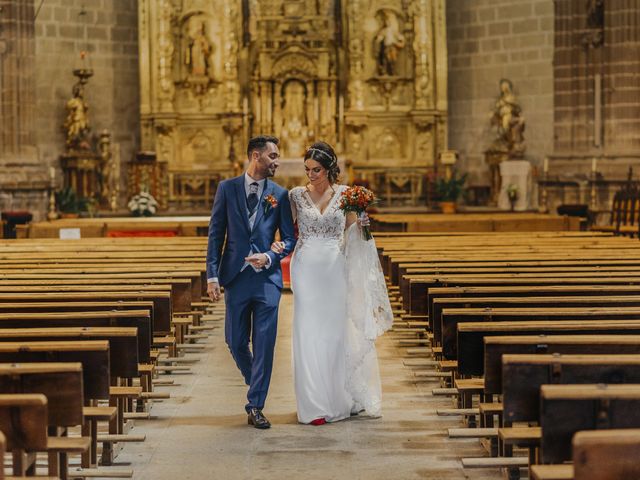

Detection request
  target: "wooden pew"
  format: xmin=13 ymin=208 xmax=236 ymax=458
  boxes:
xmin=0 ymin=340 xmax=139 ymax=471
xmin=0 ymin=311 xmax=151 ymax=363
xmin=0 ymin=364 xmax=90 ymax=479
xmin=483 ymin=335 xmax=640 ymax=392
xmin=443 ymin=307 xmax=640 ymax=360
xmin=0 ymin=394 xmax=57 ymax=478
xmin=427 ymin=285 xmax=640 ymax=330
xmin=540 ymin=384 xmax=640 ymax=464
xmin=502 ymin=354 xmax=640 ymax=425
xmin=531 ymin=429 xmax=640 ymax=480
xmin=433 ymin=298 xmax=640 ymax=350
xmin=0 ymin=293 xmax=172 ymax=334
xmin=408 ymin=274 xmax=640 ymax=316
xmin=457 ymin=321 xmax=640 ymax=382
xmin=0 ymin=282 xmax=190 ymax=313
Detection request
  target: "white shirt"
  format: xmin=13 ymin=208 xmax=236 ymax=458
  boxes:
xmin=207 ymin=173 xmax=272 ymax=284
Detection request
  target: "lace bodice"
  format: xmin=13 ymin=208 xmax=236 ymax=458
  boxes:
xmin=289 ymin=185 xmax=348 ymax=244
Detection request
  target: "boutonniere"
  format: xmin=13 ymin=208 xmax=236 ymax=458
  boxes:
xmin=263 ymin=194 xmax=278 ymax=215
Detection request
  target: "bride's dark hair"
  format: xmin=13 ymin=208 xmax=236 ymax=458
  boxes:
xmin=304 ymin=141 xmax=340 ymax=184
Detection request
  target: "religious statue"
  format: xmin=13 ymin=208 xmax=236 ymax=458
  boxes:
xmin=489 ymin=79 xmax=526 ymax=156
xmin=64 ymin=83 xmax=90 ymax=149
xmin=374 ymin=10 xmax=405 ymax=76
xmin=280 ymin=81 xmax=310 ymax=158
xmin=185 ymin=20 xmax=212 ymax=78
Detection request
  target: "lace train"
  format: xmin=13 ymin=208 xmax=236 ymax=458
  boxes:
xmin=344 ymin=224 xmax=393 ymax=417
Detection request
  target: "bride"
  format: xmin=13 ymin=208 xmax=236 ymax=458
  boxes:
xmin=272 ymin=141 xmax=393 ymax=425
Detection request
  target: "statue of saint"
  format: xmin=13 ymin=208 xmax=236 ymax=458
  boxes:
xmin=374 ymin=10 xmax=405 ymax=76
xmin=489 ymin=79 xmax=526 ymax=156
xmin=280 ymin=81 xmax=309 ymax=158
xmin=186 ymin=21 xmax=212 ymax=77
xmin=64 ymin=83 xmax=90 ymax=149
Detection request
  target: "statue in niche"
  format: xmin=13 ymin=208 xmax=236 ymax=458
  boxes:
xmin=489 ymin=78 xmax=525 ymax=157
xmin=64 ymin=83 xmax=90 ymax=149
xmin=280 ymin=81 xmax=309 ymax=158
xmin=583 ymin=0 xmax=604 ymax=48
xmin=185 ymin=19 xmax=212 ymax=78
xmin=374 ymin=9 xmax=405 ymax=76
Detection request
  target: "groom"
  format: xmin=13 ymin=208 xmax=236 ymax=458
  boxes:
xmin=206 ymin=135 xmax=296 ymax=429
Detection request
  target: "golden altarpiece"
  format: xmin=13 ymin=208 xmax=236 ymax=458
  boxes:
xmin=137 ymin=0 xmax=448 ymax=209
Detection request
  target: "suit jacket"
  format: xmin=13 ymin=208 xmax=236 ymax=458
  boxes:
xmin=206 ymin=175 xmax=296 ymax=289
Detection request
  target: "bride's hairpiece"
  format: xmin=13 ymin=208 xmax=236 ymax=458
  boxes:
xmin=307 ymin=148 xmax=337 ymax=167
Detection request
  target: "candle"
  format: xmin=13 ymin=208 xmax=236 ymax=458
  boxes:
xmin=591 ymin=157 xmax=597 ymax=173
xmin=49 ymin=166 xmax=55 ymax=181
xmin=243 ymin=97 xmax=248 ymax=116
xmin=543 ymin=157 xmax=549 ymax=174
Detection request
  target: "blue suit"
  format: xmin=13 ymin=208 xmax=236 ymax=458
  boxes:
xmin=206 ymin=175 xmax=296 ymax=411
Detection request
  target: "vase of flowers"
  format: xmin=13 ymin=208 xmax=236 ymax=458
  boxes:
xmin=128 ymin=189 xmax=158 ymax=217
xmin=507 ymin=184 xmax=519 ymax=211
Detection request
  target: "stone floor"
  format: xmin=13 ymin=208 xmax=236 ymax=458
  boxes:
xmin=118 ymin=292 xmax=501 ymax=480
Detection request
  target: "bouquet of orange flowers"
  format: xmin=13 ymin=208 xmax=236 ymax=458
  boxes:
xmin=338 ymin=185 xmax=376 ymax=241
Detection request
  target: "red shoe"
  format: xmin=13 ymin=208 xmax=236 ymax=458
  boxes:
xmin=310 ymin=418 xmax=326 ymax=426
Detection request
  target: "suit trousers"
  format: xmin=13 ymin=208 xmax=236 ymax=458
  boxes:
xmin=224 ymin=267 xmax=281 ymax=412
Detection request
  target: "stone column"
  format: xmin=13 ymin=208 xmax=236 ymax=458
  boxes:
xmin=0 ymin=0 xmax=48 ymax=219
xmin=0 ymin=0 xmax=37 ymax=163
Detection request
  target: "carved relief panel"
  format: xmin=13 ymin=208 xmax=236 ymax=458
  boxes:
xmin=139 ymin=0 xmax=448 ymax=207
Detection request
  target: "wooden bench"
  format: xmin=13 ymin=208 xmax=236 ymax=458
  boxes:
xmin=0 ymin=364 xmax=90 ymax=479
xmin=456 ymin=320 xmax=640 ymax=378
xmin=427 ymin=285 xmax=640 ymax=330
xmin=531 ymin=429 xmax=640 ymax=480
xmin=540 ymin=384 xmax=640 ymax=464
xmin=483 ymin=334 xmax=640 ymax=392
xmin=0 ymin=311 xmax=152 ymax=363
xmin=435 ymin=299 xmax=640 ymax=351
xmin=443 ymin=307 xmax=640 ymax=360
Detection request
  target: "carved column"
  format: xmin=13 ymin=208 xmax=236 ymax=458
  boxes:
xmin=346 ymin=0 xmax=365 ymax=111
xmin=412 ymin=0 xmax=432 ymax=110
xmin=223 ymin=1 xmax=241 ymax=112
xmin=155 ymin=0 xmax=175 ymax=113
xmin=138 ymin=0 xmax=152 ymax=149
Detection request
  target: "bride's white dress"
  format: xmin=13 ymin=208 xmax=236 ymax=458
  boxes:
xmin=289 ymin=185 xmax=393 ymax=424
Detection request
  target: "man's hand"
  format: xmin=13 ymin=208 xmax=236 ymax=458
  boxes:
xmin=245 ymin=253 xmax=269 ymax=269
xmin=207 ymin=281 xmax=221 ymax=302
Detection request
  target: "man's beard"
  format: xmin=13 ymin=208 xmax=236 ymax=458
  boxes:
xmin=266 ymin=167 xmax=277 ymax=177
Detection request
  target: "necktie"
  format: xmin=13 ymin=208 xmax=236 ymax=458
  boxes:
xmin=247 ymin=182 xmax=259 ymax=216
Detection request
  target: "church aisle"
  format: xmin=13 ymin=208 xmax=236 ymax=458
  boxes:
xmin=121 ymin=293 xmax=498 ymax=480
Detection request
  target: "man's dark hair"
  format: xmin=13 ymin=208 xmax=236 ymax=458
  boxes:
xmin=247 ymin=135 xmax=279 ymax=159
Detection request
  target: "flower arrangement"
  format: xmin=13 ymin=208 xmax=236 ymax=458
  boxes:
xmin=128 ymin=190 xmax=158 ymax=217
xmin=338 ymin=185 xmax=377 ymax=240
xmin=507 ymin=184 xmax=519 ymax=211
xmin=263 ymin=194 xmax=278 ymax=215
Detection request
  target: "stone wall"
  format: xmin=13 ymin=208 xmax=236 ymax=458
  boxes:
xmin=34 ymin=0 xmax=139 ymax=185
xmin=446 ymin=0 xmax=554 ymax=190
